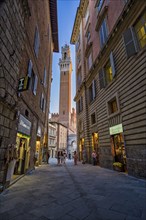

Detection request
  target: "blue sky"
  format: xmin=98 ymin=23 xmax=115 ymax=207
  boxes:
xmin=50 ymin=0 xmax=80 ymax=114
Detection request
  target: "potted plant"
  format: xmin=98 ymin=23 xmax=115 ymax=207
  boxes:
xmin=113 ymin=162 xmax=124 ymax=172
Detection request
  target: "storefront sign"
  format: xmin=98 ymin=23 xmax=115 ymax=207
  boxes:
xmin=18 ymin=76 xmax=30 ymax=92
xmin=18 ymin=114 xmax=31 ymax=136
xmin=109 ymin=124 xmax=123 ymax=135
xmin=37 ymin=126 xmax=41 ymax=137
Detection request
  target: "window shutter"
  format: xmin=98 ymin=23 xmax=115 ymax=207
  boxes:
xmin=28 ymin=60 xmax=33 ymax=77
xmin=40 ymin=93 xmax=44 ymax=110
xmin=123 ymin=27 xmax=138 ymax=58
xmin=110 ymin=52 xmax=116 ymax=77
xmin=34 ymin=26 xmax=40 ymax=57
xmin=92 ymin=80 xmax=96 ymax=99
xmin=99 ymin=68 xmax=106 ymax=89
xmin=33 ymin=75 xmax=38 ymax=95
xmin=43 ymin=67 xmax=47 ymax=87
xmin=43 ymin=98 xmax=46 ymax=113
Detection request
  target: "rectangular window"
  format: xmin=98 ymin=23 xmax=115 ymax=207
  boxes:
xmin=85 ymin=8 xmax=89 ymax=24
xmin=134 ymin=12 xmax=146 ymax=49
xmin=96 ymin=0 xmax=104 ymax=13
xmin=33 ymin=74 xmax=38 ymax=95
xmin=123 ymin=27 xmax=138 ymax=57
xmin=76 ymin=34 xmax=80 ymax=51
xmin=43 ymin=67 xmax=47 ymax=87
xmin=91 ymin=112 xmax=96 ymax=125
xmin=99 ymin=19 xmax=108 ymax=48
xmin=78 ymin=96 xmax=83 ymax=113
xmin=40 ymin=93 xmax=46 ymax=112
xmin=87 ymin=52 xmax=92 ymax=70
xmin=34 ymin=26 xmax=40 ymax=57
xmin=99 ymin=52 xmax=116 ymax=89
xmin=77 ymin=70 xmax=82 ymax=89
xmin=107 ymin=96 xmax=119 ymax=116
xmin=89 ymin=80 xmax=96 ymax=103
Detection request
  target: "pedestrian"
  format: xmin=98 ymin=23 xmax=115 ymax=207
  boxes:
xmin=92 ymin=150 xmax=97 ymax=166
xmin=63 ymin=150 xmax=67 ymax=164
xmin=57 ymin=151 xmax=61 ymax=165
xmin=73 ymin=151 xmax=78 ymax=165
xmin=60 ymin=151 xmax=64 ymax=164
xmin=82 ymin=147 xmax=86 ymax=164
xmin=46 ymin=151 xmax=50 ymax=164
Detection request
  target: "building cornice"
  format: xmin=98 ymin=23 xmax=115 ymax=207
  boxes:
xmin=70 ymin=0 xmax=89 ymax=44
xmin=74 ymin=0 xmax=142 ymax=100
xmin=49 ymin=0 xmax=59 ymax=52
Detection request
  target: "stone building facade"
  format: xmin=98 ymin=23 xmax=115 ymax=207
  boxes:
xmin=0 ymin=0 xmax=59 ymax=191
xmin=71 ymin=0 xmax=146 ymax=178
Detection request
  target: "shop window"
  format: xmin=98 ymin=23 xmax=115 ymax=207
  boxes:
xmin=34 ymin=26 xmax=40 ymax=57
xmin=91 ymin=112 xmax=96 ymax=125
xmin=99 ymin=18 xmax=108 ymax=48
xmin=99 ymin=52 xmax=116 ymax=89
xmin=88 ymin=79 xmax=96 ymax=103
xmin=112 ymin=134 xmax=126 ymax=169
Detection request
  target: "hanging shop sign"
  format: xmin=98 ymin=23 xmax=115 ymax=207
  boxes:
xmin=109 ymin=124 xmax=123 ymax=135
xmin=18 ymin=114 xmax=31 ymax=136
xmin=18 ymin=76 xmax=30 ymax=92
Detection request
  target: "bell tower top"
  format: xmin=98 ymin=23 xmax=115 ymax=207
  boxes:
xmin=59 ymin=44 xmax=72 ymax=72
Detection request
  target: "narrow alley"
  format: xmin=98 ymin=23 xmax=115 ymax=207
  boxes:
xmin=0 ymin=159 xmax=145 ymax=220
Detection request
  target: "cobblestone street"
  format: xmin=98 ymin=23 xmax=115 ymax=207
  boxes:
xmin=0 ymin=158 xmax=146 ymax=220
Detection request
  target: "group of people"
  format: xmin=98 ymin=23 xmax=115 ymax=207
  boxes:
xmin=73 ymin=149 xmax=98 ymax=166
xmin=57 ymin=150 xmax=67 ymax=165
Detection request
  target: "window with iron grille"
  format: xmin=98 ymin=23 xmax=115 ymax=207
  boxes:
xmin=91 ymin=112 xmax=96 ymax=125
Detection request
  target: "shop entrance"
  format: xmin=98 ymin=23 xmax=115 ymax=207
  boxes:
xmin=14 ymin=133 xmax=30 ymax=177
xmin=79 ymin=138 xmax=84 ymax=161
xmin=92 ymin=132 xmax=99 ymax=164
xmin=112 ymin=133 xmax=127 ymax=172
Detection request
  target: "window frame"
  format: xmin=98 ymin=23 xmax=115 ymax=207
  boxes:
xmin=106 ymin=93 xmax=120 ymax=118
xmin=99 ymin=18 xmax=108 ymax=48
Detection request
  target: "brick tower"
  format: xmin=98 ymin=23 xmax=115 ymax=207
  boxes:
xmin=58 ymin=44 xmax=72 ymax=128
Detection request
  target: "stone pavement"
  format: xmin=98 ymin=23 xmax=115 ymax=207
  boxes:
xmin=0 ymin=158 xmax=146 ymax=220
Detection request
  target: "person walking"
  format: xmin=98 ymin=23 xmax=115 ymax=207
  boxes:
xmin=73 ymin=151 xmax=78 ymax=165
xmin=57 ymin=151 xmax=61 ymax=165
xmin=92 ymin=150 xmax=97 ymax=166
xmin=82 ymin=147 xmax=86 ymax=164
xmin=46 ymin=151 xmax=50 ymax=164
